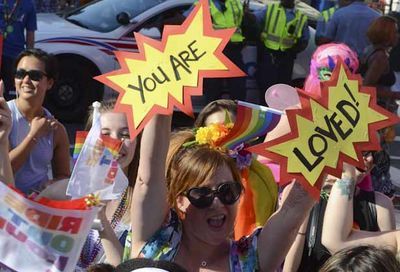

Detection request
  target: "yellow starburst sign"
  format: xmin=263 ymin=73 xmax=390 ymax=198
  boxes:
xmin=248 ymin=61 xmax=400 ymax=197
xmin=95 ymin=0 xmax=245 ymax=139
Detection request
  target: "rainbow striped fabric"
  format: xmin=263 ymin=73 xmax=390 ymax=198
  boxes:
xmin=219 ymin=101 xmax=283 ymax=150
xmin=72 ymin=131 xmax=122 ymax=163
xmin=215 ymin=101 xmax=283 ymax=239
xmin=100 ymin=135 xmax=123 ymax=157
xmin=73 ymin=131 xmax=89 ymax=163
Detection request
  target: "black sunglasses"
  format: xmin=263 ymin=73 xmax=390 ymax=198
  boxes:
xmin=185 ymin=181 xmax=243 ymax=209
xmin=15 ymin=69 xmax=47 ymax=81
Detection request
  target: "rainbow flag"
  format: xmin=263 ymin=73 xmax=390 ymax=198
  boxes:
xmin=73 ymin=131 xmax=89 ymax=163
xmin=72 ymin=132 xmax=122 ymax=163
xmin=219 ymin=101 xmax=283 ymax=150
xmin=234 ymin=160 xmax=278 ymax=240
xmin=68 ymin=118 xmax=127 ymax=200
xmin=100 ymin=135 xmax=123 ymax=157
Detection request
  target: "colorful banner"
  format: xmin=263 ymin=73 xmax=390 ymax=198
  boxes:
xmin=248 ymin=61 xmax=400 ymax=197
xmin=0 ymin=182 xmax=98 ymax=272
xmin=67 ymin=118 xmax=128 ymax=200
xmin=95 ymin=0 xmax=245 ymax=139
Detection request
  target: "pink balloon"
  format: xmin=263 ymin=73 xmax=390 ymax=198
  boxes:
xmin=265 ymin=84 xmax=300 ymax=111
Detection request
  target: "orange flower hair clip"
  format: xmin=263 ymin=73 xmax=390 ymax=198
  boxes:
xmin=183 ymin=123 xmax=234 ymax=148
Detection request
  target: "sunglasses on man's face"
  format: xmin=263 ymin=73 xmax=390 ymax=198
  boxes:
xmin=15 ymin=69 xmax=47 ymax=81
xmin=185 ymin=181 xmax=243 ymax=209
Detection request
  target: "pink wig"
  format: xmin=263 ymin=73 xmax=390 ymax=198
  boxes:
xmin=304 ymin=43 xmax=359 ymax=96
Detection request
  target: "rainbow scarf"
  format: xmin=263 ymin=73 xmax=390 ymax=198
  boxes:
xmin=219 ymin=101 xmax=283 ymax=150
xmin=216 ymin=101 xmax=282 ymax=239
xmin=234 ymin=160 xmax=278 ymax=240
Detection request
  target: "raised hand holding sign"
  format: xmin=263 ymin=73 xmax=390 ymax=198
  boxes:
xmin=95 ymin=0 xmax=245 ymax=139
xmin=248 ymin=60 xmax=400 ymax=197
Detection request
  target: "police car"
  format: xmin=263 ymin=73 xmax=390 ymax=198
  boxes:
xmin=36 ymin=0 xmax=318 ymax=122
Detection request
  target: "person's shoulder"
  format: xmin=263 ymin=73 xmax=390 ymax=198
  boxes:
xmin=333 ymin=5 xmax=352 ymax=16
xmin=232 ymin=227 xmax=262 ymax=253
xmin=6 ymin=99 xmax=17 ymax=113
xmin=53 ymin=119 xmax=69 ymax=144
xmin=364 ymin=5 xmax=381 ymax=16
xmin=22 ymin=0 xmax=37 ymax=10
xmin=329 ymin=6 xmax=348 ymax=20
xmin=23 ymin=0 xmax=36 ymax=6
xmin=374 ymin=191 xmax=393 ymax=208
xmin=370 ymin=50 xmax=388 ymax=65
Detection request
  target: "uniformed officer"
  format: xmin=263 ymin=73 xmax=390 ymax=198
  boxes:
xmin=191 ymin=0 xmax=249 ymax=103
xmin=255 ymin=0 xmax=309 ymax=105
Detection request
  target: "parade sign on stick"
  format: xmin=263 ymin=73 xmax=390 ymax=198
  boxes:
xmin=95 ymin=0 xmax=245 ymax=139
xmin=248 ymin=60 xmax=400 ymax=197
xmin=0 ymin=182 xmax=98 ymax=272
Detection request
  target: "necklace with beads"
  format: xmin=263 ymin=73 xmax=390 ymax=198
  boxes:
xmin=79 ymin=189 xmax=129 ymax=267
xmin=2 ymin=0 xmax=20 ymax=39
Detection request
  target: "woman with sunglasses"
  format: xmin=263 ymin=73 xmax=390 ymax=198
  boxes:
xmin=127 ymin=125 xmax=315 ymax=271
xmin=7 ymin=48 xmax=70 ymax=195
xmin=194 ymin=99 xmax=279 ymax=240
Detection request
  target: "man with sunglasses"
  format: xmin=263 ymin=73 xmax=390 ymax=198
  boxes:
xmin=0 ymin=0 xmax=37 ymax=101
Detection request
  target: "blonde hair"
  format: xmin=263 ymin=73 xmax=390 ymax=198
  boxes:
xmin=166 ymin=130 xmax=242 ymax=214
xmin=86 ymin=99 xmax=141 ymax=224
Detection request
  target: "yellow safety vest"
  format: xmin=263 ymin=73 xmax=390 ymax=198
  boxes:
xmin=209 ymin=0 xmax=244 ymax=42
xmin=261 ymin=3 xmax=307 ymax=51
xmin=321 ymin=7 xmax=336 ymax=22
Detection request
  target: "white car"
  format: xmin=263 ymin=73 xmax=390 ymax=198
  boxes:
xmin=36 ymin=0 xmax=318 ymax=122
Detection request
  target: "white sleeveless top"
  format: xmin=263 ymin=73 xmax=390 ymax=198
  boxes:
xmin=8 ymin=99 xmax=54 ymax=194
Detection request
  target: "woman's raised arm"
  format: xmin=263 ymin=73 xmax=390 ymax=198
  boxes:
xmin=258 ymin=181 xmax=315 ymax=271
xmin=0 ymin=83 xmax=13 ymax=186
xmin=130 ymin=115 xmax=172 ymax=257
xmin=321 ymin=166 xmax=399 ymax=254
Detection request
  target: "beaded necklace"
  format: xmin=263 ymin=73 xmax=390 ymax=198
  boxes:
xmin=79 ymin=189 xmax=130 ymax=268
xmin=2 ymin=0 xmax=20 ymax=39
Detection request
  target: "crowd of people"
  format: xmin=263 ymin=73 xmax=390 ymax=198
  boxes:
xmin=0 ymin=0 xmax=400 ymax=271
